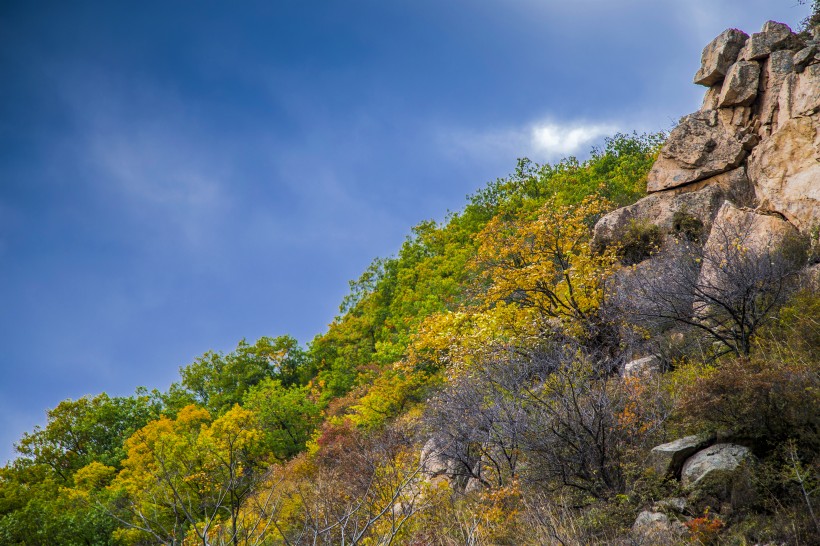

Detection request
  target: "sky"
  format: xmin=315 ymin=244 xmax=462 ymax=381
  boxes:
xmin=0 ymin=0 xmax=811 ymax=463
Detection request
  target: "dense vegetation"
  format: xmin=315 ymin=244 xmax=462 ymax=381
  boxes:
xmin=2 ymin=132 xmax=819 ymax=545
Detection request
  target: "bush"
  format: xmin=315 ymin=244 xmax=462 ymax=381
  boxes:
xmin=619 ymin=220 xmax=663 ymax=265
xmin=674 ymin=356 xmax=820 ymax=452
xmin=671 ymin=208 xmax=703 ymax=243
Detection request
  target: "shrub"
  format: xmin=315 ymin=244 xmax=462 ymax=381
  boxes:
xmin=619 ymin=220 xmax=663 ymax=265
xmin=671 ymin=208 xmax=704 ymax=243
xmin=674 ymin=357 xmax=820 ymax=452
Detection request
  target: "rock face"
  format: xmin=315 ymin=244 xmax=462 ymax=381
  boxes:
xmin=694 ymin=29 xmax=749 ymax=86
xmin=703 ymin=201 xmax=799 ymax=257
xmin=748 ymin=116 xmax=820 ymax=231
xmin=696 ymin=202 xmax=799 ymax=298
xmin=593 ymin=167 xmax=754 ymax=249
xmin=643 ymin=20 xmax=819 ymax=240
xmin=650 ymin=434 xmax=714 ymax=478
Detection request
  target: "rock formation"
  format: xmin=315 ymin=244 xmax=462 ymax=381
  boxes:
xmin=597 ymin=19 xmax=820 ymax=250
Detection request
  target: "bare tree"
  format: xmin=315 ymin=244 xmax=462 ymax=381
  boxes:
xmin=614 ymin=214 xmax=806 ymax=357
xmin=277 ymin=426 xmax=435 ymax=546
xmin=423 ymin=342 xmax=669 ymax=500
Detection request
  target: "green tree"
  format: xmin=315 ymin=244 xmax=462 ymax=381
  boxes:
xmin=243 ymin=378 xmax=322 ymax=460
xmin=168 ymin=335 xmax=309 ymax=415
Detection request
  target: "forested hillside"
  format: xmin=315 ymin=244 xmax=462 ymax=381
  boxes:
xmin=3 ymin=15 xmax=820 ymax=546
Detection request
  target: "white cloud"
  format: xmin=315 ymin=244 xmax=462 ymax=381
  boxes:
xmin=441 ymin=118 xmax=620 ymax=163
xmin=530 ymin=121 xmax=618 ymax=157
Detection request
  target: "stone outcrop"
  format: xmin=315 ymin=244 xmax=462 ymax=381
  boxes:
xmin=694 ymin=29 xmax=749 ymax=86
xmin=696 ymin=202 xmax=799 ymax=300
xmin=650 ymin=434 xmax=714 ymax=478
xmin=593 ymin=167 xmax=754 ymax=248
xmin=635 ymin=20 xmax=819 ymax=245
xmin=702 ymin=201 xmax=799 ymax=257
xmin=617 ymin=20 xmax=819 ymax=535
xmin=749 ymin=119 xmax=820 ymax=233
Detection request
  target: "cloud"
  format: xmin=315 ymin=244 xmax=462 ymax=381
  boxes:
xmin=530 ymin=121 xmax=618 ymax=157
xmin=441 ymin=118 xmax=621 ymax=164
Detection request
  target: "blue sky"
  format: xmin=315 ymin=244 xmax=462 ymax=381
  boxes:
xmin=0 ymin=0 xmax=810 ymax=463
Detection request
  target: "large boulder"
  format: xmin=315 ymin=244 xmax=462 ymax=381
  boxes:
xmin=647 ymin=110 xmax=753 ymax=192
xmin=650 ymin=434 xmax=714 ymax=478
xmin=694 ymin=29 xmax=749 ymax=86
xmin=718 ymin=60 xmax=760 ymax=107
xmin=739 ymin=21 xmax=800 ymax=61
xmin=682 ymin=443 xmax=756 ymax=505
xmin=594 ymin=167 xmax=754 ymax=249
xmin=682 ymin=443 xmax=754 ymax=489
xmin=747 ymin=115 xmax=820 ymax=232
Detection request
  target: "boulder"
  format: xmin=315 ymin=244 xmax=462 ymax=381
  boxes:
xmin=632 ymin=511 xmax=686 ymax=542
xmin=594 ymin=167 xmax=755 ymax=249
xmin=682 ymin=443 xmax=755 ymax=502
xmin=624 ymin=355 xmax=662 ymax=378
xmin=793 ymin=45 xmax=817 ymax=72
xmin=464 ymin=477 xmax=483 ymax=494
xmin=647 ymin=111 xmax=751 ymax=192
xmin=718 ymin=60 xmax=760 ymax=107
xmin=650 ymin=434 xmax=714 ymax=478
xmin=420 ymin=439 xmax=449 ymax=477
xmin=694 ymin=29 xmax=749 ymax=86
xmin=747 ymin=115 xmax=820 ymax=232
xmin=739 ymin=21 xmax=800 ymax=61
xmin=652 ymin=497 xmax=688 ymax=514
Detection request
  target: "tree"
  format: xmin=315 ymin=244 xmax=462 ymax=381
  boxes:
xmin=15 ymin=392 xmax=159 ymax=481
xmin=472 ymin=194 xmax=620 ymax=344
xmin=243 ymin=379 xmax=322 ymax=461
xmin=168 ymin=336 xmax=309 ymax=416
xmin=423 ymin=338 xmax=670 ymax=502
xmin=275 ymin=423 xmax=434 ymax=546
xmin=110 ymin=405 xmax=270 ymax=546
xmin=615 ymin=213 xmax=806 ymax=357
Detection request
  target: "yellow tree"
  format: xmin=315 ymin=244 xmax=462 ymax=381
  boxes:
xmin=473 ymin=194 xmax=619 ymax=341
xmin=110 ymin=405 xmax=269 ymax=546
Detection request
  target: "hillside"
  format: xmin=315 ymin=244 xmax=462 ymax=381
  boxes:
xmin=2 ymin=17 xmax=819 ymax=546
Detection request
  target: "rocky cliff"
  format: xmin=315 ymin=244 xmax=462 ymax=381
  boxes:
xmin=598 ymin=21 xmax=820 ymax=541
xmin=595 ymin=20 xmax=819 ymax=253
